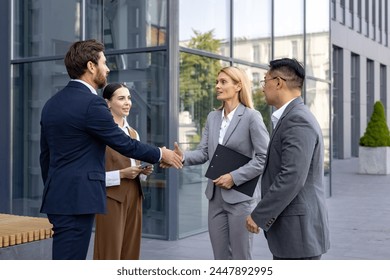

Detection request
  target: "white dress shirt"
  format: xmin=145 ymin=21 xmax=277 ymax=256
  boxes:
xmin=105 ymin=118 xmax=146 ymax=187
xmin=219 ymin=106 xmax=238 ymax=144
xmin=271 ymin=97 xmax=297 ymax=128
xmin=72 ymin=79 xmax=98 ymax=95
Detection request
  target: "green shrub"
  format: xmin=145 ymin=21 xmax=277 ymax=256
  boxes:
xmin=359 ymin=101 xmax=390 ymax=147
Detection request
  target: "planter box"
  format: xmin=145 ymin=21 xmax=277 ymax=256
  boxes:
xmin=359 ymin=146 xmax=390 ymax=174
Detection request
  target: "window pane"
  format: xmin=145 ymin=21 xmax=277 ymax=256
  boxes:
xmin=106 ymin=52 xmax=169 ymax=238
xmin=306 ymin=79 xmax=331 ymax=196
xmin=179 ymin=0 xmax=229 ymax=56
xmin=232 ymin=64 xmax=272 ymax=132
xmin=306 ymin=0 xmax=330 ymax=80
xmin=86 ymin=0 xmax=167 ymax=48
xmin=13 ymin=0 xmax=81 ymax=58
xmin=233 ymin=0 xmax=272 ymax=64
xmin=178 ymin=53 xmax=224 ymax=237
xmin=274 ymin=0 xmax=304 ymax=62
xmin=12 ymin=60 xmax=67 ymax=216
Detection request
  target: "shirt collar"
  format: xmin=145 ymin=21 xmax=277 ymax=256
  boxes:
xmin=221 ymin=105 xmax=238 ymax=122
xmin=72 ymin=79 xmax=98 ymax=95
xmin=271 ymin=97 xmax=297 ymax=128
xmin=122 ymin=118 xmax=130 ymax=130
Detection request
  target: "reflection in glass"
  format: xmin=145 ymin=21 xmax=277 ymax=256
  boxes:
xmin=178 ymin=53 xmax=223 ymax=237
xmin=179 ymin=0 xmax=229 ymax=55
xmin=106 ymin=52 xmax=169 ymax=238
xmin=12 ymin=0 xmax=80 ymax=58
xmin=12 ymin=60 xmax=68 ymax=216
xmin=305 ymin=79 xmax=330 ymax=196
xmin=233 ymin=0 xmax=272 ymax=64
xmin=306 ymin=0 xmax=330 ymax=80
xmin=86 ymin=0 xmax=167 ymax=49
xmin=233 ymin=63 xmax=271 ymax=132
xmin=274 ymin=0 xmax=304 ymax=62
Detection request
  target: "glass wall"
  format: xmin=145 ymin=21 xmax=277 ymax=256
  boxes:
xmin=12 ymin=60 xmax=66 ymax=216
xmin=177 ymin=53 xmax=220 ymax=236
xmin=305 ymin=79 xmax=331 ymax=181
xmin=179 ymin=0 xmax=230 ymax=56
xmin=306 ymin=0 xmax=330 ymax=80
xmin=233 ymin=0 xmax=272 ymax=64
xmin=106 ymin=52 xmax=169 ymax=238
xmin=86 ymin=0 xmax=167 ymax=49
xmin=13 ymin=0 xmax=167 ymax=59
xmin=274 ymin=0 xmax=304 ymax=62
xmin=233 ymin=64 xmax=271 ymax=132
xmin=13 ymin=0 xmax=81 ymax=58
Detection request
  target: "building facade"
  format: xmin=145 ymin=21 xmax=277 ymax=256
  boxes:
xmin=331 ymin=0 xmax=390 ymax=159
xmin=1 ymin=0 xmax=387 ymax=241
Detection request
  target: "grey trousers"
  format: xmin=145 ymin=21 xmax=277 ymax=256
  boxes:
xmin=208 ymin=186 xmax=256 ymax=260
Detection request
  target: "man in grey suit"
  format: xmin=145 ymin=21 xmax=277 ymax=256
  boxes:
xmin=246 ymin=58 xmax=330 ymax=260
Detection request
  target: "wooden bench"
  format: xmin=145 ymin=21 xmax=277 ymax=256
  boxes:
xmin=0 ymin=214 xmax=53 ymax=259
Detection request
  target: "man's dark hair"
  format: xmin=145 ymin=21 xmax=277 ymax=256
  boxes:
xmin=64 ymin=39 xmax=105 ymax=79
xmin=269 ymin=58 xmax=305 ymax=89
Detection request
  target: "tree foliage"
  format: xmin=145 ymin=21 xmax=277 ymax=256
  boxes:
xmin=179 ymin=29 xmax=272 ymax=137
xmin=252 ymin=86 xmax=272 ymax=133
xmin=180 ymin=30 xmax=222 ymax=129
xmin=359 ymin=101 xmax=390 ymax=147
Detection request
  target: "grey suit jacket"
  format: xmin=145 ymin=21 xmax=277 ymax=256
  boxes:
xmin=184 ymin=103 xmax=269 ymax=204
xmin=251 ymin=97 xmax=330 ymax=258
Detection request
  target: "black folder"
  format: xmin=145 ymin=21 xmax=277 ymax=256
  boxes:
xmin=205 ymin=144 xmax=259 ymax=197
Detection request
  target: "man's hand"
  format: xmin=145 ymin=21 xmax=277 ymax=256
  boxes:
xmin=160 ymin=146 xmax=183 ymax=169
xmin=246 ymin=215 xmax=260 ymax=234
xmin=213 ymin=173 xmax=234 ymax=189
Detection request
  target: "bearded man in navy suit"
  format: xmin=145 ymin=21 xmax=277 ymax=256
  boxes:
xmin=40 ymin=39 xmax=182 ymax=259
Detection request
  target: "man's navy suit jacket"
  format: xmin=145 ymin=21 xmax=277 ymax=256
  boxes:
xmin=40 ymin=81 xmax=160 ymax=215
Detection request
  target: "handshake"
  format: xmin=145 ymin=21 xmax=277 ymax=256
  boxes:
xmin=160 ymin=142 xmax=183 ymax=169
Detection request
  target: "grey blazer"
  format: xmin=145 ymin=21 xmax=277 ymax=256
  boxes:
xmin=184 ymin=103 xmax=269 ymax=204
xmin=251 ymin=97 xmax=330 ymax=258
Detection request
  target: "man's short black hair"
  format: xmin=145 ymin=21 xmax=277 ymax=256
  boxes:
xmin=269 ymin=58 xmax=305 ymax=88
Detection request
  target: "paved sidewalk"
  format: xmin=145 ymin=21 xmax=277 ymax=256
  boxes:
xmin=88 ymin=158 xmax=390 ymax=260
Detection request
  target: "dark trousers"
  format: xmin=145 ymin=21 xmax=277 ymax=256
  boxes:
xmin=273 ymin=255 xmax=322 ymax=260
xmin=48 ymin=214 xmax=95 ymax=260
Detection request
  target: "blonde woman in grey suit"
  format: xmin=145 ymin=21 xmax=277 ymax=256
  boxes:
xmin=174 ymin=66 xmax=270 ymax=259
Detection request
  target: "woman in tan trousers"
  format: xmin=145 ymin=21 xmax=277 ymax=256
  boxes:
xmin=93 ymin=83 xmax=153 ymax=260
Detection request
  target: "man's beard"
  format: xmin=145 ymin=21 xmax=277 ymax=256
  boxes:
xmin=95 ymin=71 xmax=107 ymax=89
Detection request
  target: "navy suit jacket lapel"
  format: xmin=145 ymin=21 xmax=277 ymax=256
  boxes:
xmin=67 ymin=80 xmax=91 ymax=92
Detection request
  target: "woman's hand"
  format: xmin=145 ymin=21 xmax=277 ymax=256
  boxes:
xmin=213 ymin=173 xmax=234 ymax=189
xmin=140 ymin=165 xmax=154 ymax=176
xmin=120 ymin=166 xmax=142 ymax=179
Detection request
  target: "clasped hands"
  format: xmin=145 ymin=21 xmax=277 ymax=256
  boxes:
xmin=160 ymin=143 xmax=183 ymax=169
xmin=160 ymin=142 xmax=183 ymax=169
xmin=161 ymin=142 xmax=259 ymax=235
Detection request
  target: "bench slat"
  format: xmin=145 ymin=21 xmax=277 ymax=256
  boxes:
xmin=0 ymin=214 xmax=53 ymax=248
